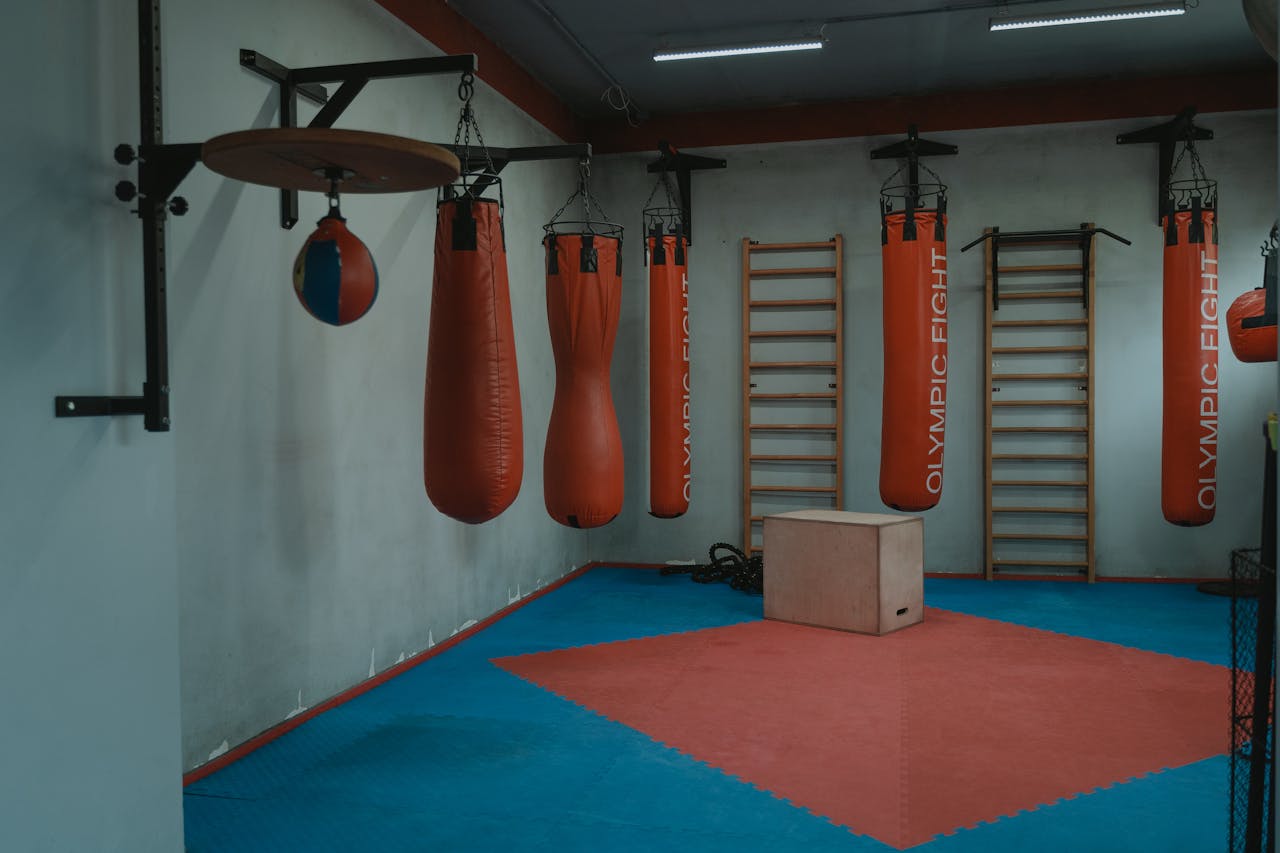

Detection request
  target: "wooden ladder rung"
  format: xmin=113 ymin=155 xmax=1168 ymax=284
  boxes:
xmin=750 ymin=266 xmax=837 ymax=277
xmin=992 ymin=453 xmax=1088 ymax=461
xmin=996 ymin=264 xmax=1084 ymax=273
xmin=991 ymin=506 xmax=1087 ymax=514
xmin=996 ymin=238 xmax=1082 ymax=247
xmin=748 ymin=330 xmax=837 ymax=339
xmin=998 ymin=290 xmax=1084 ymax=301
xmin=992 ymin=559 xmax=1090 ymax=568
xmin=750 ymin=454 xmax=838 ymax=462
xmin=749 ymin=360 xmax=838 ymax=369
xmin=748 ymin=424 xmax=837 ymax=431
xmin=748 ymin=241 xmax=837 ymax=251
xmin=992 ymin=319 xmax=1087 ymax=328
xmin=992 ymin=426 xmax=1087 ymax=433
xmin=748 ymin=298 xmax=837 ymax=308
xmin=992 ymin=346 xmax=1087 ymax=354
xmin=992 ymin=480 xmax=1087 ymax=487
xmin=749 ymin=516 xmax=765 ymax=523
xmin=748 ymin=545 xmax=764 ymax=553
xmin=991 ymin=400 xmax=1086 ymax=407
xmin=992 ymin=533 xmax=1089 ymax=541
xmin=992 ymin=373 xmax=1088 ymax=381
xmin=749 ymin=485 xmax=838 ymax=493
xmin=750 ymin=393 xmax=837 ymax=400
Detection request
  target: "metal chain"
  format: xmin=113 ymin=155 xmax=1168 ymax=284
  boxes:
xmin=451 ymin=71 xmax=496 ymax=196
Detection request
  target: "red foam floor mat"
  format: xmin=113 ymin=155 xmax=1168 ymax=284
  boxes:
xmin=494 ymin=608 xmax=1228 ymax=849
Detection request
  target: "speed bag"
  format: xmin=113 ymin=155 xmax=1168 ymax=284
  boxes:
xmin=423 ymin=198 xmax=523 ymax=524
xmin=648 ymin=231 xmax=690 ymax=518
xmin=292 ymin=214 xmax=378 ymax=326
xmin=1161 ymin=204 xmax=1219 ymax=527
xmin=879 ymin=208 xmax=948 ymax=512
xmin=543 ymin=233 xmax=624 ymax=528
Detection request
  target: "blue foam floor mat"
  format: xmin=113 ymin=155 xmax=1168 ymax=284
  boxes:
xmin=184 ymin=569 xmax=1232 ymax=852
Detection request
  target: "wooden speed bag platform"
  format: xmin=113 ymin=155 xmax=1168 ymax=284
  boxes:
xmin=763 ymin=510 xmax=923 ymax=636
xmin=201 ymin=128 xmax=460 ymax=192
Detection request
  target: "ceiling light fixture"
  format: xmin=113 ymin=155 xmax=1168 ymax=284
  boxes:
xmin=653 ymin=39 xmax=824 ymax=62
xmin=989 ymin=1 xmax=1186 ymax=30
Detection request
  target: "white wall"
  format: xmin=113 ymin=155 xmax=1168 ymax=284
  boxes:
xmin=0 ymin=2 xmax=184 ymax=850
xmin=162 ymin=0 xmax=608 ymax=771
xmin=595 ymin=111 xmax=1277 ymax=577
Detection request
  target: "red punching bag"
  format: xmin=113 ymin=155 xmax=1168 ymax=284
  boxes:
xmin=647 ymin=217 xmax=690 ymax=518
xmin=1227 ymin=248 xmax=1277 ymax=363
xmin=1162 ymin=197 xmax=1218 ymax=527
xmin=880 ymin=196 xmax=948 ymax=512
xmin=543 ymin=231 xmax=625 ymax=528
xmin=424 ymin=195 xmax=523 ymax=523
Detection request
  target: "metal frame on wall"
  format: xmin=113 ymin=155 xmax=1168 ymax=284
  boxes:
xmin=56 ymin=0 xmax=586 ymax=433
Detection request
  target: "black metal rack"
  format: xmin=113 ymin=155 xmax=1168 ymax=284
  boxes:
xmin=57 ymin=0 xmax=588 ymax=433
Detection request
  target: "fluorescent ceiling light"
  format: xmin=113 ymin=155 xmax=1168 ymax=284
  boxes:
xmin=653 ymin=39 xmax=824 ymax=62
xmin=990 ymin=2 xmax=1186 ymax=31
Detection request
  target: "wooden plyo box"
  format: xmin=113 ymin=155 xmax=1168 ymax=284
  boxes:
xmin=763 ymin=510 xmax=924 ymax=636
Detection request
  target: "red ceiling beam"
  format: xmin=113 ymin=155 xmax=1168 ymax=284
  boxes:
xmin=587 ymin=69 xmax=1277 ymax=154
xmin=375 ymin=0 xmax=585 ymax=143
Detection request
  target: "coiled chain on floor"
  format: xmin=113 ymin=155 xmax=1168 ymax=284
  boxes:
xmin=660 ymin=543 xmax=764 ymax=595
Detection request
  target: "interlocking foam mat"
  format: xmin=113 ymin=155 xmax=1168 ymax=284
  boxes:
xmin=184 ymin=569 xmax=1232 ymax=852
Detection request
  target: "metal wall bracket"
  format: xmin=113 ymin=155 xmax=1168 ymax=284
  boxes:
xmin=870 ymin=124 xmax=957 ymax=208
xmin=646 ymin=141 xmax=726 ymax=246
xmin=442 ymin=143 xmax=593 ymax=199
xmin=1116 ymin=106 xmax=1213 ymax=225
xmin=240 ymin=49 xmax=478 ymax=229
xmin=57 ymin=0 xmax=198 ymax=431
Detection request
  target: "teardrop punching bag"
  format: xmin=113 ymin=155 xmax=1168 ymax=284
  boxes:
xmin=1162 ymin=197 xmax=1219 ymax=527
xmin=543 ymin=232 xmax=625 ymax=528
xmin=423 ymin=195 xmax=523 ymax=523
xmin=880 ymin=200 xmax=948 ymax=511
xmin=1227 ymin=244 xmax=1277 ymax=364
xmin=647 ymin=220 xmax=691 ymax=518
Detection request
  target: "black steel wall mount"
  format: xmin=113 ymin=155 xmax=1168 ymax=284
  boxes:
xmin=1117 ymin=106 xmax=1213 ymax=226
xmin=645 ymin=141 xmax=726 ymax=245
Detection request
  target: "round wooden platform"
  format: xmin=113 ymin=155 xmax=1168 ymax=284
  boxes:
xmin=201 ymin=128 xmax=460 ymax=193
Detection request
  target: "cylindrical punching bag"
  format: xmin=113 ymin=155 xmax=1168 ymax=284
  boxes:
xmin=647 ymin=223 xmax=691 ymax=518
xmin=1162 ymin=198 xmax=1219 ymax=526
xmin=543 ymin=232 xmax=624 ymax=528
xmin=1227 ymin=249 xmax=1277 ymax=363
xmin=292 ymin=213 xmax=379 ymax=325
xmin=880 ymin=202 xmax=948 ymax=511
xmin=423 ymin=196 xmax=523 ymax=524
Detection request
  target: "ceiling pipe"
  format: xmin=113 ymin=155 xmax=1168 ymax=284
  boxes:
xmin=524 ymin=0 xmax=645 ymax=121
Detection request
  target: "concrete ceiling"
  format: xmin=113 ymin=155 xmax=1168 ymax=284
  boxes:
xmin=446 ymin=0 xmax=1273 ymax=118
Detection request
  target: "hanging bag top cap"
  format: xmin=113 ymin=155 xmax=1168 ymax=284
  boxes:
xmin=544 ymin=157 xmax=624 ymax=243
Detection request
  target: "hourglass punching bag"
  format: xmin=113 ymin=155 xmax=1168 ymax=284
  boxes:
xmin=543 ymin=233 xmax=624 ymax=528
xmin=880 ymin=203 xmax=948 ymax=511
xmin=1162 ymin=198 xmax=1218 ymax=527
xmin=423 ymin=197 xmax=523 ymax=524
xmin=647 ymin=225 xmax=691 ymax=519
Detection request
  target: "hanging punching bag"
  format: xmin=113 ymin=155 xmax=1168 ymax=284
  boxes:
xmin=423 ymin=196 xmax=523 ymax=523
xmin=543 ymin=232 xmax=624 ymax=528
xmin=1227 ymin=248 xmax=1277 ymax=363
xmin=647 ymin=222 xmax=691 ymax=518
xmin=1162 ymin=198 xmax=1219 ymax=526
xmin=292 ymin=213 xmax=379 ymax=326
xmin=880 ymin=200 xmax=948 ymax=511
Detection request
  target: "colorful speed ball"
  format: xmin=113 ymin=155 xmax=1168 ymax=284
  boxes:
xmin=292 ymin=213 xmax=379 ymax=325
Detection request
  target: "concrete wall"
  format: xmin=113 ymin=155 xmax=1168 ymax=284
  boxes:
xmin=594 ymin=111 xmax=1277 ymax=577
xmin=164 ymin=0 xmax=606 ymax=771
xmin=0 ymin=2 xmax=184 ymax=850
